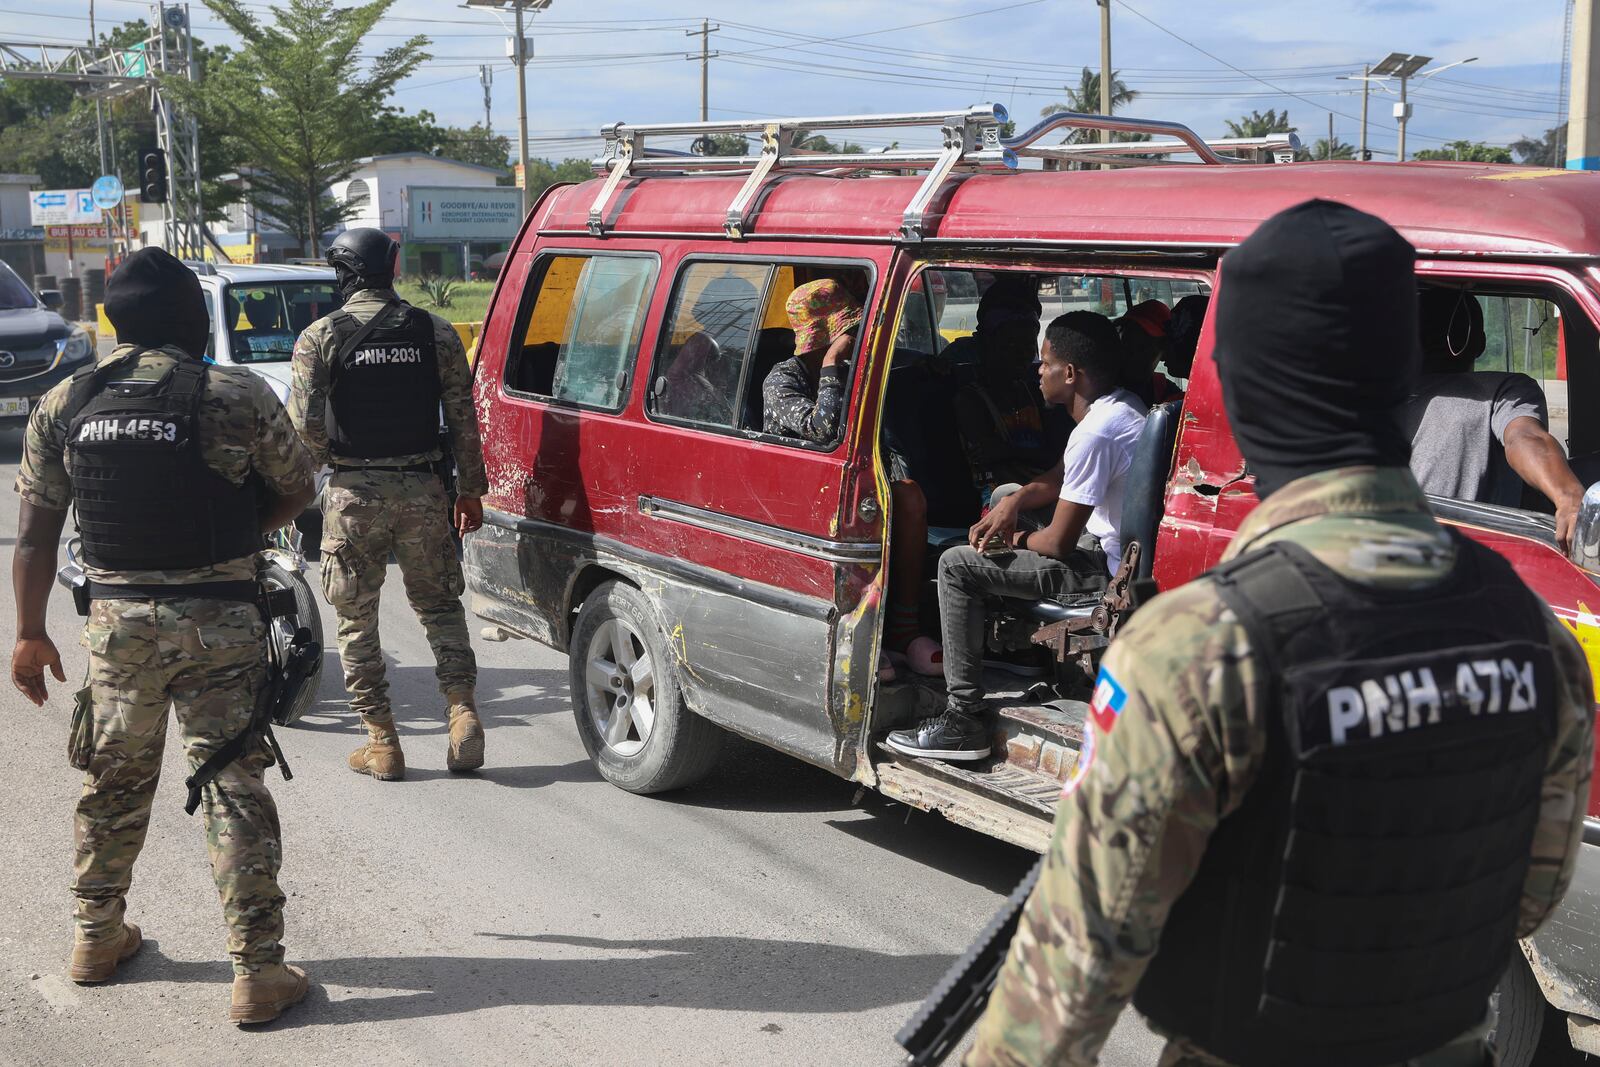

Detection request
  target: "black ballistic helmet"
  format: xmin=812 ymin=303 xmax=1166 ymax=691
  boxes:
xmin=326 ymin=227 xmax=399 ymax=286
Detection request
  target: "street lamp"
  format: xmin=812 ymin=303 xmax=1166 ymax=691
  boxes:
xmin=465 ymin=0 xmax=553 ymax=215
xmin=1348 ymin=52 xmax=1477 ymax=162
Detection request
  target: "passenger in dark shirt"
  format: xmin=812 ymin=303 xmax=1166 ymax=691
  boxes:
xmin=763 ymin=278 xmax=927 ymax=660
xmin=762 ymin=279 xmax=858 ymax=441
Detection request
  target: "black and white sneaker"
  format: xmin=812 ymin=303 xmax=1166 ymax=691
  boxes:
xmin=885 ymin=711 xmax=991 ymax=762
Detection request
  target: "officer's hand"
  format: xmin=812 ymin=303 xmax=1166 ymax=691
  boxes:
xmin=12 ymin=637 xmax=65 ymax=707
xmin=454 ymin=495 xmax=484 ymax=536
xmin=1556 ymin=493 xmax=1580 ymax=555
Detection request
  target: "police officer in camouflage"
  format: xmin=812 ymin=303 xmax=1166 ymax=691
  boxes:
xmin=290 ymin=228 xmax=488 ymax=782
xmin=968 ymin=201 xmax=1596 ymax=1067
xmin=10 ymin=248 xmax=316 ymax=1023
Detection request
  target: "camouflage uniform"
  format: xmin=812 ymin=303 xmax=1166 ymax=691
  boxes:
xmin=14 ymin=343 xmax=315 ymax=975
xmin=289 ymin=288 xmax=488 ymax=731
xmin=968 ymin=466 xmax=1596 ymax=1067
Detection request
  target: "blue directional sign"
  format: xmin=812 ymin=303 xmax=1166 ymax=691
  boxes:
xmin=32 ymin=192 xmax=66 ymax=210
xmin=30 ymin=188 xmax=105 ymax=225
xmin=91 ymin=176 xmax=123 ymax=210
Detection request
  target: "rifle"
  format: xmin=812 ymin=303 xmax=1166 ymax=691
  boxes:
xmin=896 ymin=857 xmax=1043 ymax=1067
xmin=184 ymin=624 xmax=319 ymax=816
xmin=897 ymin=561 xmax=1156 ymax=1065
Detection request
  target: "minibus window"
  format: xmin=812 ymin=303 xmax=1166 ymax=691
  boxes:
xmin=504 ymin=253 xmax=658 ymax=411
xmin=651 ymin=262 xmax=768 ymax=427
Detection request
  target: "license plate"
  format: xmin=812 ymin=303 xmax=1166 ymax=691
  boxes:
xmin=0 ymin=397 xmax=28 ymax=418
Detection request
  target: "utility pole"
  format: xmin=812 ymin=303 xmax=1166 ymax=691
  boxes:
xmin=1098 ymin=0 xmax=1112 ymax=131
xmin=1397 ymin=70 xmax=1410 ymax=161
xmin=89 ymin=0 xmax=108 ymax=177
xmin=1569 ymin=0 xmax=1599 ymax=168
xmin=686 ymin=20 xmax=719 ymax=123
xmin=515 ymin=1 xmax=529 ymax=216
xmin=1327 ymin=112 xmax=1334 ymax=159
xmin=479 ymin=63 xmax=493 ymax=132
xmin=1358 ymin=63 xmax=1370 ymax=160
xmin=466 ymin=0 xmax=551 ymax=213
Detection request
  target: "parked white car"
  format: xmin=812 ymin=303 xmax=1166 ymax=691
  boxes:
xmin=187 ymin=261 xmax=336 ymax=520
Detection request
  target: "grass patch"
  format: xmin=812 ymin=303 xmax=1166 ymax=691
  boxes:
xmin=396 ymin=279 xmax=496 ymax=325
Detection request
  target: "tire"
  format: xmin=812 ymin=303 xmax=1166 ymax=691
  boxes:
xmin=262 ymin=559 xmax=324 ymax=727
xmin=1489 ymin=952 xmax=1546 ymax=1067
xmin=568 ymin=580 xmax=724 ymax=794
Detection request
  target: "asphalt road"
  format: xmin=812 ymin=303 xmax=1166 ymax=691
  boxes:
xmin=0 ymin=426 xmax=1165 ymax=1067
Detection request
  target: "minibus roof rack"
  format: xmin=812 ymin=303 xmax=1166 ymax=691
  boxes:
xmin=586 ymin=104 xmax=1299 ymax=242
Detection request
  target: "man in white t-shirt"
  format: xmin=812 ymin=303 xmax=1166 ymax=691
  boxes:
xmin=888 ymin=311 xmax=1148 ymax=762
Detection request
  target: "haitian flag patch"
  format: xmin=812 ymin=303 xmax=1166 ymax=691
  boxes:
xmin=1089 ymin=667 xmax=1128 ymax=735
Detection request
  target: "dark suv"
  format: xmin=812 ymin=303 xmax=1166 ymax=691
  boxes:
xmin=0 ymin=259 xmax=94 ymax=426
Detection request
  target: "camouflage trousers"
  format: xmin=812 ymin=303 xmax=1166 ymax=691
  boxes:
xmin=320 ymin=468 xmax=475 ymax=727
xmin=75 ymin=597 xmax=285 ymax=976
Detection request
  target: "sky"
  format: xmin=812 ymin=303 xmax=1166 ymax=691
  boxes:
xmin=5 ymin=0 xmax=1574 ymax=162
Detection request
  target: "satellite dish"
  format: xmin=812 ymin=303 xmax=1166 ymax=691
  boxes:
xmin=163 ymin=7 xmax=187 ymax=29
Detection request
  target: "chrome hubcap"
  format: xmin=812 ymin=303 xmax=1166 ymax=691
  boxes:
xmin=584 ymin=618 xmax=656 ymax=757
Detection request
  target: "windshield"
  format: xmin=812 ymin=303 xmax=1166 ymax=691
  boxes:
xmin=0 ymin=261 xmax=38 ymax=311
xmin=224 ymin=281 xmax=338 ymax=363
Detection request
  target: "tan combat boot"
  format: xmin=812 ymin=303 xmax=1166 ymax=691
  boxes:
xmin=446 ymin=693 xmax=485 ymax=773
xmin=229 ymin=962 xmax=310 ymax=1026
xmin=348 ymin=721 xmax=405 ymax=781
xmin=68 ymin=921 xmax=142 ymax=983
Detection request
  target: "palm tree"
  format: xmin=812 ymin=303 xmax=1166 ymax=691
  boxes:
xmin=1225 ymin=109 xmax=1294 ymax=138
xmin=1041 ymin=67 xmax=1138 ymax=120
xmin=1306 ymin=136 xmax=1356 ymax=161
xmin=1036 ymin=67 xmax=1144 ymax=167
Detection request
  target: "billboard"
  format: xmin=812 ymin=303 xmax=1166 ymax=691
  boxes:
xmin=408 ymin=186 xmax=521 ymax=240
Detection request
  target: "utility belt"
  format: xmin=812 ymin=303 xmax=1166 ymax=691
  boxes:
xmin=76 ymin=579 xmax=297 ymax=619
xmin=330 ymin=461 xmax=436 ymax=475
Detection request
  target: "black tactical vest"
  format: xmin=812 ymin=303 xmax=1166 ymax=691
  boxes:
xmin=1132 ymin=535 xmax=1557 ymax=1067
xmin=325 ymin=302 xmax=441 ymax=459
xmin=65 ymin=354 xmax=261 ymax=571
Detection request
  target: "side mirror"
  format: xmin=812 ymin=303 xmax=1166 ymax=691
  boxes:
xmin=1569 ymin=481 xmax=1600 ymax=570
xmin=38 ymin=289 xmax=63 ymax=310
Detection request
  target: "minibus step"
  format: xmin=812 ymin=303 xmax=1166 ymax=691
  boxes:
xmin=871 ymin=699 xmax=1087 ymax=852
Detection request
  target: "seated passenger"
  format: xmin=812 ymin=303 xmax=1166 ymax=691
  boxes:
xmin=1117 ymin=299 xmax=1181 ymax=406
xmin=762 ymin=278 xmax=857 ymax=442
xmin=888 ymin=311 xmax=1147 ymax=761
xmin=941 ymin=275 xmax=1042 ymax=369
xmin=952 ymin=281 xmax=1062 ymax=507
xmin=1164 ymin=293 xmax=1208 ymax=381
xmin=764 ymin=279 xmax=929 ymax=660
xmin=663 ymin=273 xmax=757 ymax=424
xmin=1401 ymin=288 xmax=1583 ymax=550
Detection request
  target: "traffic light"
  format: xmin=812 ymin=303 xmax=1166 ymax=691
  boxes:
xmin=139 ymin=148 xmax=168 ymax=203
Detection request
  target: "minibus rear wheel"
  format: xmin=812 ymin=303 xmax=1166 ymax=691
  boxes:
xmin=568 ymin=580 xmax=724 ymax=793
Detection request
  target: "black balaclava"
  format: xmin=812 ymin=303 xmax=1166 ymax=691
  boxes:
xmin=334 ymin=263 xmax=393 ymax=303
xmin=104 ymin=247 xmax=209 ymax=359
xmin=1214 ymin=199 xmax=1419 ymax=499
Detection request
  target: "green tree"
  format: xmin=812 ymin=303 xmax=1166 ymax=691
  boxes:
xmin=1225 ymin=109 xmax=1294 ymax=138
xmin=693 ymin=132 xmax=751 ymax=156
xmin=522 ymin=158 xmax=594 ymax=201
xmin=1509 ymin=124 xmax=1566 ymax=167
xmin=1041 ymin=67 xmax=1138 ymax=118
xmin=0 ymin=18 xmax=242 ymax=220
xmin=793 ymin=132 xmax=867 ymax=153
xmin=1305 ymin=136 xmax=1357 ymax=161
xmin=171 ymin=0 xmax=429 ymax=255
xmin=1412 ymin=140 xmax=1513 ymax=163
